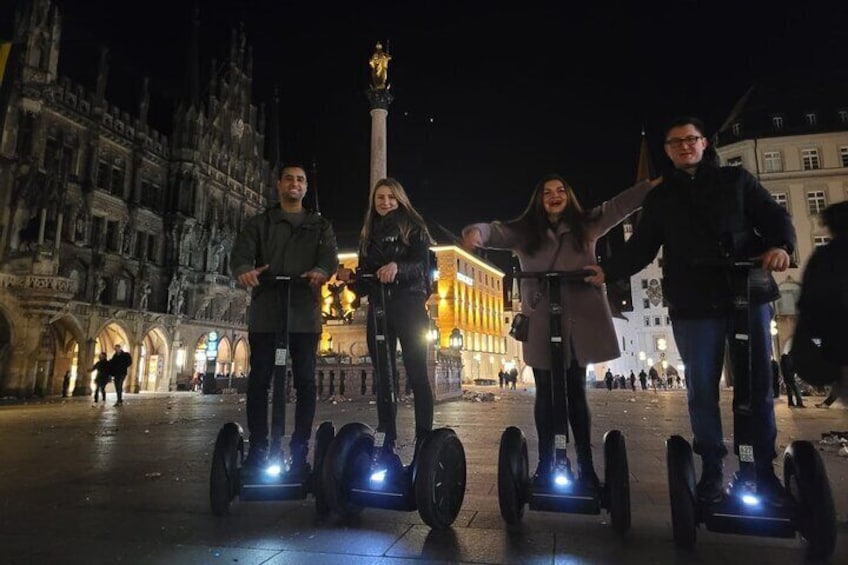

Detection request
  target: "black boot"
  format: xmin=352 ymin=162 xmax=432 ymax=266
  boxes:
xmin=244 ymin=441 xmax=268 ymax=469
xmin=756 ymin=463 xmax=789 ymax=506
xmin=576 ymin=448 xmax=600 ymax=493
xmin=289 ymin=443 xmax=310 ymax=477
xmin=696 ymin=458 xmax=724 ymax=504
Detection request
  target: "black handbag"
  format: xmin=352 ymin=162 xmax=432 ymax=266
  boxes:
xmin=509 ymin=313 xmax=530 ymax=342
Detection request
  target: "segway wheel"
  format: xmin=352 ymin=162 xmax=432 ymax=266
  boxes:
xmin=312 ymin=421 xmax=335 ymax=516
xmin=321 ymin=422 xmax=374 ymax=518
xmin=784 ymin=440 xmax=836 ymax=561
xmin=603 ymin=430 xmax=631 ymax=534
xmin=666 ymin=435 xmax=696 ymax=550
xmin=415 ymin=428 xmax=467 ymax=530
xmin=210 ymin=422 xmax=243 ymax=516
xmin=497 ymin=426 xmax=528 ymax=524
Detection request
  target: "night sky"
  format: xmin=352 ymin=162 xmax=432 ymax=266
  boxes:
xmin=3 ymin=1 xmax=847 ymax=236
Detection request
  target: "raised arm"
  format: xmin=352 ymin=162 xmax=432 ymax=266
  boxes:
xmin=589 ymin=178 xmax=660 ymax=238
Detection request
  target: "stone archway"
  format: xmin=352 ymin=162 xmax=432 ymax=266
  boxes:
xmin=233 ymin=337 xmax=249 ymax=377
xmin=138 ymin=327 xmax=170 ymax=392
xmin=91 ymin=322 xmax=131 ymax=396
xmin=50 ymin=315 xmax=87 ymax=396
xmin=216 ymin=337 xmax=232 ymax=376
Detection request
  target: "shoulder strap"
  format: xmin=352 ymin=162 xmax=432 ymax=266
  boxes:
xmin=529 ymin=232 xmax=567 ymax=309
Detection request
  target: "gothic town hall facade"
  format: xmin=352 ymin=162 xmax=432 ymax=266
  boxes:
xmin=0 ymin=0 xmax=270 ymax=396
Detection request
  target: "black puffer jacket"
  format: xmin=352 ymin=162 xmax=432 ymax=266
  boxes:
xmin=354 ymin=211 xmax=431 ymax=300
xmin=604 ymin=162 xmax=796 ymax=319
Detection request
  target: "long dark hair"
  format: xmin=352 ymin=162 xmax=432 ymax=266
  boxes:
xmin=359 ymin=177 xmax=434 ymax=255
xmin=504 ymin=173 xmax=594 ymax=255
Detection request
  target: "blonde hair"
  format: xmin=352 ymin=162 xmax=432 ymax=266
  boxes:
xmin=359 ymin=178 xmax=434 ymax=254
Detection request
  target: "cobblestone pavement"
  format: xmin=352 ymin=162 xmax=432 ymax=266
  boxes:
xmin=1 ymin=386 xmax=845 ymax=564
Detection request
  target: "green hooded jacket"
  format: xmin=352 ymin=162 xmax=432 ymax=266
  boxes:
xmin=230 ymin=207 xmax=338 ymax=333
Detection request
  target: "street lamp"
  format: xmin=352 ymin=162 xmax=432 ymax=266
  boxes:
xmin=449 ymin=328 xmax=463 ymax=351
xmin=427 ymin=319 xmax=440 ymax=345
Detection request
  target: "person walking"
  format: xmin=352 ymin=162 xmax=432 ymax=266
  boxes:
xmin=778 ymin=353 xmax=805 ymax=408
xmin=230 ymin=163 xmax=339 ymax=470
xmin=796 ymin=201 xmax=848 ymax=409
xmin=586 ymin=116 xmax=796 ymax=504
xmin=90 ymin=352 xmax=110 ymax=404
xmin=605 ymin=368 xmax=614 ymax=392
xmin=629 ymin=370 xmax=637 ymax=392
xmin=61 ymin=370 xmax=71 ymax=398
xmin=338 ymin=177 xmax=436 ymax=461
xmin=638 ymin=368 xmax=648 ymax=391
xmin=462 ymin=171 xmax=658 ymax=491
xmin=109 ymin=344 xmax=132 ymax=407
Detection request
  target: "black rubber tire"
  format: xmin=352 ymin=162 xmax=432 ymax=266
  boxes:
xmin=784 ymin=440 xmax=836 ymax=561
xmin=603 ymin=429 xmax=631 ymax=534
xmin=666 ymin=435 xmax=696 ymax=550
xmin=415 ymin=428 xmax=467 ymax=530
xmin=312 ymin=421 xmax=335 ymax=516
xmin=321 ymin=422 xmax=374 ymax=518
xmin=210 ymin=422 xmax=243 ymax=516
xmin=497 ymin=426 xmax=528 ymax=524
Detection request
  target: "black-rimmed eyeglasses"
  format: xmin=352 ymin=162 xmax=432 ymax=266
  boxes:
xmin=665 ymin=135 xmax=704 ymax=148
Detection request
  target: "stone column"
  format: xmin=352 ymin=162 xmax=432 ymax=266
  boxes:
xmin=366 ymin=88 xmax=393 ymax=193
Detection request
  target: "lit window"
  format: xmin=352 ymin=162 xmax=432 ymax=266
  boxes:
xmin=806 ymin=191 xmax=827 ymax=215
xmin=801 ymin=148 xmax=821 ymax=171
xmin=772 ymin=192 xmax=788 ymax=210
xmin=763 ymin=151 xmax=783 ymax=173
xmin=841 ymin=146 xmax=848 ymax=168
xmin=805 ymin=113 xmax=817 ymax=126
xmin=772 ymin=116 xmax=784 ymax=129
xmin=813 ymin=235 xmax=832 ymax=247
xmin=726 ymin=156 xmax=743 ymax=167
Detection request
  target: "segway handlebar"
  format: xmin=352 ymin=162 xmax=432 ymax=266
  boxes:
xmin=256 ymin=273 xmax=296 ymax=284
xmin=689 ymin=258 xmax=759 ymax=269
xmin=512 ymin=269 xmax=595 ymax=281
xmin=351 ymin=272 xmax=397 ymax=285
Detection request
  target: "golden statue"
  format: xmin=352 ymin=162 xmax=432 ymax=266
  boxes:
xmin=369 ymin=42 xmax=391 ymax=89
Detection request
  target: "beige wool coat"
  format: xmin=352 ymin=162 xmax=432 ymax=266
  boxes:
xmin=465 ymin=180 xmax=652 ymax=370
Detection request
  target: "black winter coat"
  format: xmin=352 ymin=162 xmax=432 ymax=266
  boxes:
xmin=797 ymin=237 xmax=848 ymax=364
xmin=354 ymin=212 xmax=431 ymax=301
xmin=605 ymin=162 xmax=796 ymax=318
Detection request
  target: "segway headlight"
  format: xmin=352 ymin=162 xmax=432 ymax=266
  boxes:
xmin=265 ymin=463 xmax=282 ymax=477
xmin=554 ymin=473 xmax=571 ymax=487
xmin=370 ymin=468 xmax=387 ymax=485
xmin=740 ymin=493 xmax=760 ymax=506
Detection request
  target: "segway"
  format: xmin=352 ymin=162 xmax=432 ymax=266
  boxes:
xmin=210 ymin=275 xmax=335 ymax=516
xmin=321 ymin=273 xmax=466 ymax=530
xmin=666 ymin=260 xmax=836 ymax=560
xmin=498 ymin=269 xmax=631 ymax=533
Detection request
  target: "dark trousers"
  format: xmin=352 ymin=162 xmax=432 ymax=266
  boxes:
xmin=94 ymin=380 xmax=108 ymax=401
xmin=113 ymin=375 xmax=126 ymax=402
xmin=367 ymin=293 xmax=434 ymax=444
xmin=533 ymin=358 xmax=592 ymax=466
xmin=784 ymin=374 xmax=804 ymax=406
xmin=246 ymin=332 xmax=319 ymax=451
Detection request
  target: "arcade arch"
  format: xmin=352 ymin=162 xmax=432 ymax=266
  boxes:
xmin=137 ymin=327 xmax=170 ymax=392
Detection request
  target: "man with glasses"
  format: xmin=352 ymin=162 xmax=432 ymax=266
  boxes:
xmin=586 ymin=116 xmax=795 ymax=505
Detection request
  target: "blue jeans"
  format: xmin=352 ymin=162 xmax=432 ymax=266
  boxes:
xmin=672 ymin=303 xmax=777 ymax=467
